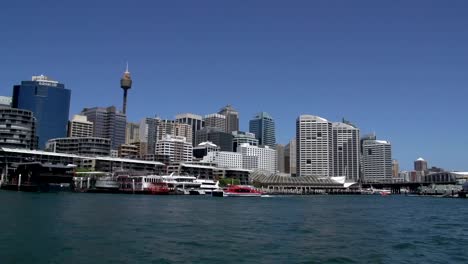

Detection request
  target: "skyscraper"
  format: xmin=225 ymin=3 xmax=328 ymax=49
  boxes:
xmin=81 ymin=106 xmax=126 ymax=150
xmin=276 ymin=144 xmax=286 ymax=173
xmin=12 ymin=75 xmax=71 ymax=149
xmin=120 ymin=63 xmax=132 ymax=115
xmin=155 ymin=135 xmax=193 ymax=163
xmin=332 ymin=122 xmax=360 ymax=181
xmin=249 ymin=112 xmax=276 ymax=147
xmin=203 ymin=113 xmax=226 ymax=132
xmin=285 ymin=138 xmax=297 ymax=176
xmin=125 ymin=122 xmax=140 ymax=144
xmin=296 ymin=115 xmax=333 ymax=177
xmin=392 ymin=159 xmax=400 ymax=178
xmin=218 ymin=105 xmax=239 ymax=133
xmin=362 ymin=138 xmax=392 ymax=182
xmin=175 ymin=113 xmax=204 ymax=146
xmin=68 ymin=115 xmax=93 ymax=138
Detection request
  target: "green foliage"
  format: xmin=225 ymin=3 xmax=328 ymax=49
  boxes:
xmin=219 ymin=178 xmax=240 ymax=187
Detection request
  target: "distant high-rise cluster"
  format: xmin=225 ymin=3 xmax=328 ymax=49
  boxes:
xmin=0 ymin=71 xmax=416 ymax=184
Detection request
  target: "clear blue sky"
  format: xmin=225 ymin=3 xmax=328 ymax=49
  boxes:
xmin=0 ymin=0 xmax=467 ymax=171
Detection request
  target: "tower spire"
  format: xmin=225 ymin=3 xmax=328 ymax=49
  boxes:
xmin=120 ymin=62 xmax=133 ymax=115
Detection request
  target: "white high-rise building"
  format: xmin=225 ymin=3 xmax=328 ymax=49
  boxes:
xmin=238 ymin=143 xmax=277 ymax=173
xmin=139 ymin=117 xmax=193 ymax=154
xmin=362 ymin=139 xmax=392 ymax=182
xmin=296 ymin=115 xmax=333 ymax=177
xmin=155 ymin=135 xmax=193 ymax=163
xmin=68 ymin=115 xmax=93 ymax=138
xmin=332 ymin=122 xmax=360 ymax=181
xmin=201 ymin=151 xmax=243 ymax=169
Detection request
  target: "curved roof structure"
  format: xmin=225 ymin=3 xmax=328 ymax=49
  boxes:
xmin=250 ymin=170 xmax=344 ymax=188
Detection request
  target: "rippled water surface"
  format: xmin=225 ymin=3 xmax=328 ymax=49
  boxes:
xmin=0 ymin=191 xmax=467 ymax=263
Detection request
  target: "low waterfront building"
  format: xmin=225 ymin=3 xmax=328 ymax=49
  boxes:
xmin=0 ymin=147 xmax=164 ymax=175
xmin=45 ymin=137 xmax=111 ymax=156
xmin=214 ymin=167 xmax=251 ymax=185
xmin=0 ymin=108 xmax=37 ymax=149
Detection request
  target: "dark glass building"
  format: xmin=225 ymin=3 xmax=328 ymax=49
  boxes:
xmin=249 ymin=112 xmax=276 ymax=148
xmin=195 ymin=127 xmax=233 ymax=152
xmin=12 ymin=75 xmax=71 ymax=149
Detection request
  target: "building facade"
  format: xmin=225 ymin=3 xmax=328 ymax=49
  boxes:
xmin=81 ymin=106 xmax=126 ymax=150
xmin=362 ymin=139 xmax=392 ymax=182
xmin=118 ymin=144 xmax=139 ymax=158
xmin=195 ymin=127 xmax=233 ymax=152
xmin=392 ymin=159 xmax=400 ymax=178
xmin=276 ymin=144 xmax=286 ymax=173
xmin=155 ymin=135 xmax=193 ymax=163
xmin=45 ymin=137 xmax=111 ymax=156
xmin=249 ymin=112 xmax=276 ymax=147
xmin=332 ymin=122 xmax=360 ymax=181
xmin=0 ymin=108 xmax=37 ymax=149
xmin=414 ymin=157 xmax=428 ymax=172
xmin=175 ymin=113 xmax=204 ymax=146
xmin=232 ymin=131 xmax=258 ymax=152
xmin=218 ymin=105 xmax=239 ymax=133
xmin=202 ymin=151 xmax=243 ymax=169
xmin=68 ymin=115 xmax=93 ymax=138
xmin=203 ymin=113 xmax=226 ymax=132
xmin=140 ymin=117 xmax=193 ymax=155
xmin=285 ymin=138 xmax=296 ymax=176
xmin=125 ymin=122 xmax=140 ymax=144
xmin=238 ymin=143 xmax=277 ymax=173
xmin=12 ymin=75 xmax=71 ymax=148
xmin=0 ymin=96 xmax=12 ymax=108
xmin=296 ymin=115 xmax=333 ymax=177
xmin=193 ymin=141 xmax=220 ymax=159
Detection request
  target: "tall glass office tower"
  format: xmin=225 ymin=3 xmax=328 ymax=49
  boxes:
xmin=12 ymin=75 xmax=71 ymax=149
xmin=249 ymin=112 xmax=276 ymax=148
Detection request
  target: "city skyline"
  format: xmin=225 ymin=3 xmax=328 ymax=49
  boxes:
xmin=1 ymin=1 xmax=467 ymax=171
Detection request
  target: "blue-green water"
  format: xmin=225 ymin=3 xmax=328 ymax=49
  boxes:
xmin=0 ymin=192 xmax=467 ymax=264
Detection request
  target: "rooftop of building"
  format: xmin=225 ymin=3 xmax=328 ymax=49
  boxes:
xmin=298 ymin=115 xmax=329 ymax=122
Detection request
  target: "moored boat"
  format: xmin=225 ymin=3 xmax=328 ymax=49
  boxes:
xmin=223 ymin=185 xmax=263 ymax=197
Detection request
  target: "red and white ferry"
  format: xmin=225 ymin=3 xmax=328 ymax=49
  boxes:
xmin=220 ymin=185 xmax=263 ymax=197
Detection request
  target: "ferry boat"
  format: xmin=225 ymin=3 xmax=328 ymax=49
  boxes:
xmin=117 ymin=175 xmax=170 ymax=194
xmin=159 ymin=173 xmax=201 ymax=194
xmin=189 ymin=179 xmax=219 ymax=195
xmin=219 ymin=185 xmax=263 ymax=197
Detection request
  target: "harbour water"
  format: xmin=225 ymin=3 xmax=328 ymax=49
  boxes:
xmin=0 ymin=191 xmax=467 ymax=263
